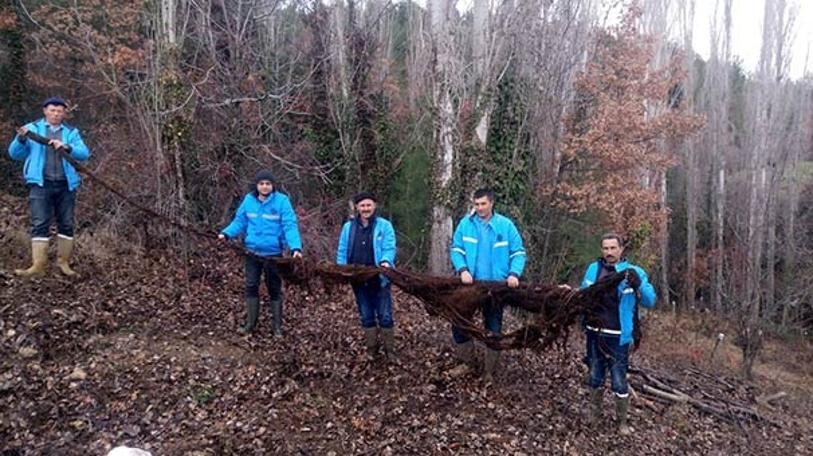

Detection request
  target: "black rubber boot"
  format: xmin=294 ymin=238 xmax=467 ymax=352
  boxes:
xmin=270 ymin=297 xmax=283 ymax=337
xmin=239 ymin=297 xmax=260 ymax=334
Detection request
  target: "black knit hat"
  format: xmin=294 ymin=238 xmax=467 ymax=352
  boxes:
xmin=353 ymin=191 xmax=376 ymax=204
xmin=255 ymin=169 xmax=275 ymax=184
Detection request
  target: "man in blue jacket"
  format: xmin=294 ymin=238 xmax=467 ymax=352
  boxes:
xmin=579 ymin=233 xmax=656 ymax=435
xmin=336 ymin=192 xmax=397 ymax=359
xmin=449 ymin=188 xmax=526 ymax=382
xmin=8 ymin=97 xmax=91 ymax=278
xmin=218 ymin=169 xmax=302 ymax=336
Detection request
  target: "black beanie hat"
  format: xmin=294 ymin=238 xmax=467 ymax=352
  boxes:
xmin=255 ymin=169 xmax=275 ymax=184
xmin=353 ymin=191 xmax=376 ymax=204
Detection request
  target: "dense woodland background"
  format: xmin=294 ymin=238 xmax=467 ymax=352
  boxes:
xmin=1 ymin=0 xmax=811 ymax=371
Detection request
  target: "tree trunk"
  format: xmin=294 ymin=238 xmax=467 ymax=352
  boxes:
xmin=685 ymin=140 xmax=697 ymax=311
xmin=765 ymin=190 xmax=777 ymax=319
xmin=683 ymin=0 xmax=697 ymax=313
xmin=713 ymin=165 xmax=725 ymax=314
xmin=659 ymin=171 xmax=671 ymax=309
xmin=428 ymin=0 xmax=456 ymax=275
xmin=782 ymin=131 xmax=800 ymax=327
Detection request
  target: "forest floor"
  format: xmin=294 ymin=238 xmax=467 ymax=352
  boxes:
xmin=1 ymin=194 xmax=812 ymax=455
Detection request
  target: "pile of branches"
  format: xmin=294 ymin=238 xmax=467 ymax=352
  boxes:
xmin=629 ymin=366 xmax=783 ymax=429
xmin=274 ymin=258 xmax=627 ymax=351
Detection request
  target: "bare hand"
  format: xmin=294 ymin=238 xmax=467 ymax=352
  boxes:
xmin=380 ymin=261 xmax=391 ymax=268
xmin=49 ymin=139 xmax=65 ymax=150
xmin=16 ymin=126 xmax=28 ymax=139
xmin=507 ymin=275 xmax=520 ymax=288
xmin=460 ymin=270 xmax=473 ymax=284
xmin=292 ymin=250 xmax=302 ymax=259
xmin=217 ymin=234 xmax=226 ymax=240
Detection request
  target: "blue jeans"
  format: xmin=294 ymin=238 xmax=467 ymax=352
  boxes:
xmin=586 ymin=331 xmax=630 ymax=396
xmin=29 ymin=180 xmax=75 ymax=238
xmin=451 ymin=301 xmax=503 ymax=344
xmin=245 ymin=255 xmax=282 ymax=300
xmin=352 ymin=282 xmax=393 ymax=329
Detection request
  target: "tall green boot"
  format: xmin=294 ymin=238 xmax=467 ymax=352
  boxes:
xmin=482 ymin=347 xmax=500 ymax=383
xmin=363 ymin=327 xmax=379 ymax=357
xmin=381 ymin=327 xmax=396 ymax=360
xmin=615 ymin=394 xmax=631 ymax=435
xmin=239 ymin=297 xmax=260 ymax=334
xmin=589 ymin=388 xmax=603 ymax=424
xmin=270 ymin=297 xmax=283 ymax=337
xmin=448 ymin=340 xmax=475 ymax=377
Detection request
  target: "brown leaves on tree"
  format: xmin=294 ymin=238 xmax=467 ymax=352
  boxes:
xmin=545 ymin=8 xmax=704 ymax=236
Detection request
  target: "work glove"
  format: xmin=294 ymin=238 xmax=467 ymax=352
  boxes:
xmin=625 ymin=269 xmax=641 ymax=290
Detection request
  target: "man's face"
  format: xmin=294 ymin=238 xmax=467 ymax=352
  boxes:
xmin=473 ymin=196 xmax=494 ymax=219
xmin=356 ymin=199 xmax=376 ymax=220
xmin=601 ymin=238 xmax=624 ymax=265
xmin=256 ymin=180 xmax=273 ymax=196
xmin=43 ymin=104 xmax=66 ymax=126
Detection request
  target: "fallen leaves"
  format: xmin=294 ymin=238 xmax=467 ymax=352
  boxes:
xmin=0 ymin=244 xmax=811 ymax=455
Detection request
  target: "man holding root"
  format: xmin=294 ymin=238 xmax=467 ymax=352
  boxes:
xmin=219 ymin=169 xmax=303 ymax=337
xmin=449 ymin=188 xmax=526 ymax=383
xmin=336 ymin=192 xmax=397 ymax=360
xmin=579 ymin=233 xmax=656 ymax=435
xmin=8 ymin=97 xmax=91 ymax=278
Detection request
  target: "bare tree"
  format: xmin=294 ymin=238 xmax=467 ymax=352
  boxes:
xmin=427 ymin=0 xmax=457 ymax=274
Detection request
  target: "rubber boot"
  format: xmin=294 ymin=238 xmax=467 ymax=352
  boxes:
xmin=270 ymin=297 xmax=283 ymax=337
xmin=448 ymin=340 xmax=475 ymax=377
xmin=615 ymin=395 xmax=631 ymax=436
xmin=239 ymin=297 xmax=260 ymax=334
xmin=363 ymin=327 xmax=379 ymax=357
xmin=381 ymin=327 xmax=396 ymax=360
xmin=482 ymin=347 xmax=500 ymax=383
xmin=15 ymin=240 xmax=48 ymax=277
xmin=589 ymin=388 xmax=603 ymax=424
xmin=56 ymin=237 xmax=78 ymax=277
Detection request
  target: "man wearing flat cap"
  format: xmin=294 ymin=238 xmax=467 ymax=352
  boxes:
xmin=8 ymin=97 xmax=91 ymax=278
xmin=336 ymin=192 xmax=397 ymax=360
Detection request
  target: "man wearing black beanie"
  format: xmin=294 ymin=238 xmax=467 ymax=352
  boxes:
xmin=219 ymin=169 xmax=303 ymax=336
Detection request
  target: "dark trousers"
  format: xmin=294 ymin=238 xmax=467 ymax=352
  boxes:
xmin=29 ymin=180 xmax=75 ymax=238
xmin=451 ymin=301 xmax=503 ymax=344
xmin=245 ymin=255 xmax=282 ymax=300
xmin=585 ymin=330 xmax=630 ymax=396
xmin=352 ymin=281 xmax=394 ymax=329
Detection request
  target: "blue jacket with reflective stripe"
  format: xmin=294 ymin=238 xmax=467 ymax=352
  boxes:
xmin=336 ymin=215 xmax=396 ymax=286
xmin=8 ymin=118 xmax=91 ymax=191
xmin=221 ymin=191 xmax=302 ymax=257
xmin=579 ymin=259 xmax=656 ymax=346
xmin=449 ymin=211 xmax=526 ymax=279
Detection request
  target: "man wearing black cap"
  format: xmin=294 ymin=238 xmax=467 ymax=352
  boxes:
xmin=336 ymin=192 xmax=397 ymax=359
xmin=8 ymin=97 xmax=91 ymax=277
xmin=219 ymin=169 xmax=303 ymax=336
